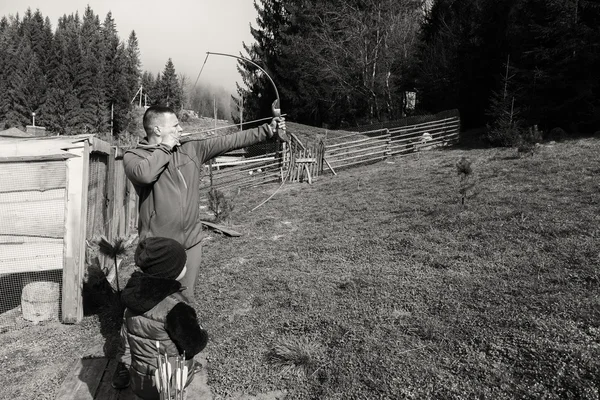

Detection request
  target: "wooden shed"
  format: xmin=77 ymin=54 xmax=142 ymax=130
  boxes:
xmin=0 ymin=135 xmax=137 ymax=325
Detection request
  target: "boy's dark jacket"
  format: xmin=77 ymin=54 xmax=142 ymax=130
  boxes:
xmin=123 ymin=125 xmax=273 ymax=249
xmin=121 ymin=271 xmax=208 ymax=390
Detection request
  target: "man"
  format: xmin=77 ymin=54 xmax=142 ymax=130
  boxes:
xmin=112 ymin=105 xmax=286 ymax=389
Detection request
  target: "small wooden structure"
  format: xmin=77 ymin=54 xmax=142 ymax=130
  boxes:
xmin=0 ymin=135 xmax=137 ymax=325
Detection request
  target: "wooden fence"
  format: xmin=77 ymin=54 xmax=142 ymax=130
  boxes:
xmin=323 ymin=112 xmax=460 ymax=173
xmin=201 ymin=136 xmax=327 ymax=194
xmin=387 ymin=116 xmax=460 ymax=156
xmin=325 ymin=130 xmax=391 ymax=171
xmin=200 ymin=110 xmax=460 ymax=193
xmin=283 ymin=138 xmax=325 ymax=184
xmin=199 ymin=150 xmax=282 ymax=194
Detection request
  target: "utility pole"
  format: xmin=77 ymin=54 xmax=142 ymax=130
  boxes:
xmin=240 ymin=95 xmax=243 ymax=132
xmin=209 ymin=97 xmax=216 ymax=187
xmin=110 ymin=103 xmax=114 ymax=136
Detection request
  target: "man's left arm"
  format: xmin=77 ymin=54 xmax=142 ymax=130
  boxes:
xmin=182 ymin=118 xmax=285 ymax=164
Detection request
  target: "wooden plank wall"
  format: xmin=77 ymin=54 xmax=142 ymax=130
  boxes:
xmin=0 ymin=136 xmax=141 ymax=325
xmin=86 ymin=153 xmax=108 ymax=240
xmin=106 ymin=151 xmax=138 ymax=240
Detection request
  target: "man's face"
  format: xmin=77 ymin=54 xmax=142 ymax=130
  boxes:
xmin=157 ymin=112 xmax=183 ymax=141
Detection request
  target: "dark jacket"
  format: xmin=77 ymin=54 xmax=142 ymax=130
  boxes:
xmin=124 ymin=125 xmax=274 ymax=249
xmin=121 ymin=272 xmax=208 ymax=399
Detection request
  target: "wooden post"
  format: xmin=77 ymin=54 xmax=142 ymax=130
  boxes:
xmin=124 ymin=180 xmax=137 ymax=236
xmin=281 ymin=141 xmax=287 ymax=181
xmin=105 ymin=147 xmax=116 ymax=239
xmin=101 ymin=147 xmax=117 ymax=274
xmin=324 ymin=157 xmax=337 ymax=176
xmin=386 ymin=129 xmax=391 ymax=158
xmin=317 ymin=140 xmax=325 ymax=175
xmin=62 ymin=140 xmax=90 ymax=323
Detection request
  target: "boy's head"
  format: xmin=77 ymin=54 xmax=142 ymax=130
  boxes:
xmin=134 ymin=237 xmax=187 ymax=280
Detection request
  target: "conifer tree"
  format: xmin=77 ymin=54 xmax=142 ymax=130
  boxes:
xmin=236 ymin=0 xmax=288 ymax=124
xmin=79 ymin=6 xmax=108 ymax=133
xmin=110 ymin=46 xmax=133 ymax=135
xmin=21 ymin=9 xmax=52 ymax=70
xmin=102 ymin=12 xmax=121 ymax=134
xmin=157 ymin=59 xmax=182 ymax=111
xmin=42 ymin=15 xmax=82 ymax=134
xmin=125 ymin=31 xmax=142 ymax=104
xmin=140 ymin=71 xmax=158 ymax=105
xmin=486 ymin=56 xmax=522 ymax=146
xmin=20 ymin=44 xmax=46 ymax=122
xmin=4 ymin=40 xmax=30 ymax=128
xmin=0 ymin=15 xmax=21 ymax=127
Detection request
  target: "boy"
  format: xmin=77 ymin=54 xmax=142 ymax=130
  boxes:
xmin=121 ymin=237 xmax=208 ymax=399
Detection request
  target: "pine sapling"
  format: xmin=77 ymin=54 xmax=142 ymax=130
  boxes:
xmin=456 ymin=157 xmax=474 ymax=206
xmin=207 ymin=188 xmax=234 ymax=223
xmin=486 ymin=55 xmax=523 ymax=147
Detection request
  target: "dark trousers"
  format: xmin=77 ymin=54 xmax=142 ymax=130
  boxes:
xmin=180 ymin=241 xmax=202 ymax=300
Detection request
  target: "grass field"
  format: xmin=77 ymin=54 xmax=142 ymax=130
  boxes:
xmin=0 ymin=134 xmax=599 ymax=399
xmin=198 ymin=138 xmax=600 ymax=399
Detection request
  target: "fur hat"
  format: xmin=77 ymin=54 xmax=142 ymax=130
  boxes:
xmin=134 ymin=237 xmax=187 ymax=279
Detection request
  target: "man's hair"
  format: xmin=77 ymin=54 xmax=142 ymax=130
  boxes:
xmin=143 ymin=105 xmax=176 ymax=135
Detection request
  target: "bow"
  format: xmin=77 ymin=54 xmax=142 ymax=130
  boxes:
xmin=204 ymin=51 xmax=290 ymax=142
xmin=189 ymin=51 xmax=309 ymax=210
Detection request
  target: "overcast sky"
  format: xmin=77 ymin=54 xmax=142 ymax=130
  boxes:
xmin=0 ymin=0 xmax=258 ymax=92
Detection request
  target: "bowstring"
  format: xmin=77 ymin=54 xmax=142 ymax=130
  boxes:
xmin=192 ymin=53 xmax=210 ymax=94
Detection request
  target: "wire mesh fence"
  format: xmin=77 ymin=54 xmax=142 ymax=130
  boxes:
xmin=0 ymin=160 xmax=67 ymax=331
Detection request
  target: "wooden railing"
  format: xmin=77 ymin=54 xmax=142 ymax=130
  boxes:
xmin=388 ymin=116 xmax=460 ymax=156
xmin=325 ymin=130 xmax=391 ymax=171
xmin=199 ymin=151 xmax=282 ymax=193
xmin=199 ymin=110 xmax=460 ymax=192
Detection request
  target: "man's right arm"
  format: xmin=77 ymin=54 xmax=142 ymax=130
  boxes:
xmin=123 ymin=144 xmax=173 ymax=186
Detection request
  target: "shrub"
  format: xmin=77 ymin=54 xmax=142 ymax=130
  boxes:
xmin=266 ymin=337 xmax=325 ymax=377
xmin=487 ymin=123 xmax=522 ymax=147
xmin=207 ymin=188 xmax=234 ymax=222
xmin=517 ymin=125 xmax=542 ymax=157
